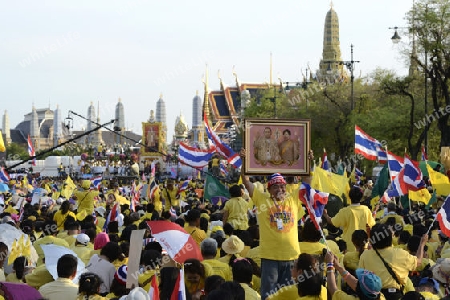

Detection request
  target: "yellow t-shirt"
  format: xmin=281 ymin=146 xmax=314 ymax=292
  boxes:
xmin=298 ymin=242 xmax=327 ymax=255
xmin=240 ymin=282 xmax=261 ymax=300
xmin=252 ymin=187 xmax=304 ymax=261
xmin=5 ymin=272 xmax=23 ymax=283
xmin=246 ymin=246 xmax=261 ymax=267
xmin=359 ymin=247 xmax=417 ymax=289
xmin=74 ymin=189 xmax=100 ymax=217
xmin=332 ymin=290 xmax=386 ymax=300
xmin=419 ymin=291 xmax=440 ymax=300
xmin=331 ymin=205 xmax=375 ymax=252
xmin=162 ymin=188 xmax=179 ymax=210
xmin=343 ymin=251 xmax=361 ymax=272
xmin=24 ymin=264 xmax=54 ymax=289
xmin=223 ymin=197 xmax=250 ymax=230
xmin=185 ymin=225 xmax=206 ymax=246
xmin=53 ymin=210 xmax=77 ymax=231
xmin=202 ymin=259 xmax=232 ymax=281
xmin=140 ymin=212 xmax=153 ymax=222
xmin=138 ymin=269 xmax=158 ymax=292
xmin=267 ymin=284 xmax=327 ymax=300
xmin=379 ymin=213 xmax=404 ymax=226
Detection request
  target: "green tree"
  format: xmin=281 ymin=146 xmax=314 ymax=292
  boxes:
xmin=6 ymin=142 xmax=29 ymax=160
xmin=408 ymin=0 xmax=450 ymax=147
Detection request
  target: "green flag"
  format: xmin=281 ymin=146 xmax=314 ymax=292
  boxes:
xmin=204 ymin=175 xmax=230 ymax=201
xmin=426 ymin=190 xmax=437 ymax=209
xmin=371 ymin=163 xmax=389 ymax=198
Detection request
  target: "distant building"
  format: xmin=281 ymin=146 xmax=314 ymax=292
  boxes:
xmin=10 ymin=105 xmax=71 ymax=151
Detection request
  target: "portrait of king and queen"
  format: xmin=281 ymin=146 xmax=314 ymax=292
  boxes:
xmin=142 ymin=122 xmax=163 ymax=154
xmin=253 ymin=126 xmax=300 ymax=166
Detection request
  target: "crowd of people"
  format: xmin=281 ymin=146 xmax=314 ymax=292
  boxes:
xmin=0 ymin=152 xmax=449 ymax=300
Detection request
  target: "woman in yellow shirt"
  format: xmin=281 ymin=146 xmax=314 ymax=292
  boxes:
xmin=53 ymin=200 xmax=76 ymax=231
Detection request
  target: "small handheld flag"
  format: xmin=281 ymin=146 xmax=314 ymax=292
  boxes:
xmin=27 ymin=135 xmax=36 ymax=166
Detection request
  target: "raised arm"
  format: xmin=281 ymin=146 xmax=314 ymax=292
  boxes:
xmin=239 ymin=148 xmax=254 ymax=197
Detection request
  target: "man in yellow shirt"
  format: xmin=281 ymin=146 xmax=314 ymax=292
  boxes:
xmin=223 ymin=185 xmax=250 ymax=231
xmin=38 ymin=254 xmax=79 ymax=300
xmin=161 ymin=179 xmax=179 ymax=212
xmin=241 ymin=169 xmax=304 ymax=300
xmin=359 ymin=223 xmax=427 ymax=299
xmin=73 ymin=180 xmax=99 ymax=218
xmin=380 ymin=201 xmax=405 ymax=227
xmin=323 ymin=186 xmax=376 ymax=252
xmin=184 ymin=209 xmax=207 ymax=246
xmin=200 ymin=238 xmax=232 ymax=281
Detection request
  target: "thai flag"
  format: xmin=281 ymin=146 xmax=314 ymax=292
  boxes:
xmin=376 ymin=146 xmax=388 ymax=164
xmin=104 ymin=202 xmax=120 ymax=232
xmin=389 ymin=155 xmax=424 ymax=196
xmin=92 ymin=211 xmax=98 ymax=226
xmin=130 ymin=182 xmax=142 ymax=212
xmin=387 ymin=151 xmax=404 ymax=180
xmin=147 ymin=179 xmax=158 ymax=200
xmin=0 ymin=167 xmax=9 ymax=183
xmin=220 ymin=161 xmax=229 ymax=177
xmin=299 ymin=182 xmax=329 ymax=230
xmin=355 ymin=125 xmax=380 ymax=161
xmin=170 ymin=207 xmax=177 ymax=218
xmin=355 ymin=168 xmax=363 ymax=183
xmin=177 ymin=180 xmax=189 ymax=195
xmin=170 ymin=268 xmax=187 ymax=300
xmin=178 ymin=142 xmax=214 ymax=168
xmin=437 ymin=196 xmax=450 ymax=238
xmin=204 ymin=113 xmax=242 ymax=168
xmin=170 ymin=167 xmax=177 ymax=179
xmin=91 ymin=176 xmax=102 ymax=190
xmin=27 ymin=135 xmax=36 ymax=166
xmin=148 ymin=274 xmax=160 ymax=299
xmin=421 ymin=145 xmax=428 ymax=161
xmin=150 ymin=161 xmax=156 ymax=178
xmin=321 ymin=149 xmax=330 ymax=171
xmin=380 ymin=190 xmax=390 ymax=204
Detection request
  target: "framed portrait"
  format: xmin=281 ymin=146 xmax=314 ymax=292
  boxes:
xmin=141 ymin=122 xmax=162 ymax=155
xmin=243 ymin=118 xmax=311 ymax=175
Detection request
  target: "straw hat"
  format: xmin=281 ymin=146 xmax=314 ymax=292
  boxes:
xmin=221 ymin=235 xmax=244 ymax=255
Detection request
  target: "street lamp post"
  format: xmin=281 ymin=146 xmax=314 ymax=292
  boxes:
xmin=324 ymin=44 xmax=360 ymax=110
xmin=390 ymin=20 xmax=428 ymax=153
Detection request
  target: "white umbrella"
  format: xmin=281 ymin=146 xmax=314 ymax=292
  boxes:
xmin=41 ymin=244 xmax=87 ymax=284
xmin=0 ymin=223 xmax=38 ymax=264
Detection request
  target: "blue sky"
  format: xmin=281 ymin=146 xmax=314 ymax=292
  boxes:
xmin=0 ymin=0 xmax=414 ymax=141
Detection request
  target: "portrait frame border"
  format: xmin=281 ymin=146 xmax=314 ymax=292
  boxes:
xmin=243 ymin=118 xmax=311 ymax=176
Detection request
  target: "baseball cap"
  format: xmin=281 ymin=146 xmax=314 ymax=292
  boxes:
xmin=355 ymin=269 xmax=382 ymax=299
xmin=76 ymin=233 xmax=90 ymax=246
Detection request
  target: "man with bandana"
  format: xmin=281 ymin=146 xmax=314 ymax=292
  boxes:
xmin=240 ymin=149 xmax=305 ymax=300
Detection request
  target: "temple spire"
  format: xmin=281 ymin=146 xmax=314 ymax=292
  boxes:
xmin=202 ymin=64 xmax=212 ymax=125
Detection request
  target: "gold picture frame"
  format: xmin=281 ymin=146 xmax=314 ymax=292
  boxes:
xmin=243 ymin=118 xmax=311 ymax=175
xmin=141 ymin=122 xmax=162 ymax=155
